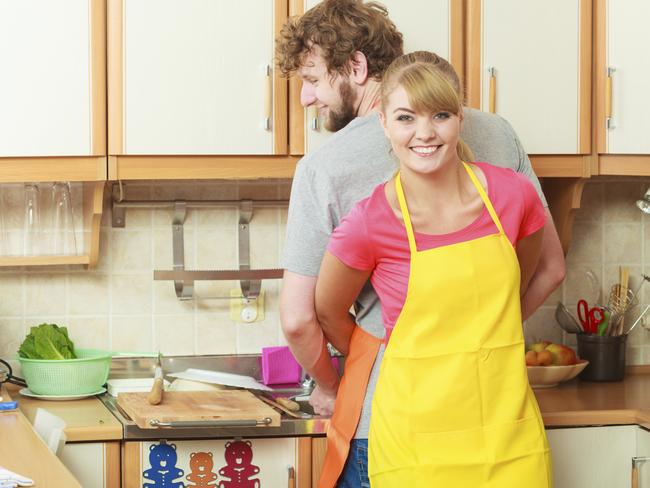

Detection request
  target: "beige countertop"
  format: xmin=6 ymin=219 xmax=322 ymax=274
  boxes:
xmin=0 ymin=387 xmax=81 ymax=487
xmin=7 ymin=384 xmax=123 ymax=442
xmin=535 ymin=368 xmax=650 ymax=429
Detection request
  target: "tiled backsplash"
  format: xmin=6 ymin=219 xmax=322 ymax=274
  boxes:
xmin=2 ymin=177 xmax=650 ymax=364
xmin=525 ymin=177 xmax=650 ymax=365
xmin=0 ymin=180 xmax=291 ymax=360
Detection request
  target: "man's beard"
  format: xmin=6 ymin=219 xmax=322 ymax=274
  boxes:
xmin=324 ymin=80 xmax=356 ymax=132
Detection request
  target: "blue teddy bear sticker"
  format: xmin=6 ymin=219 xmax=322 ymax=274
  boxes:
xmin=143 ymin=442 xmax=185 ymax=488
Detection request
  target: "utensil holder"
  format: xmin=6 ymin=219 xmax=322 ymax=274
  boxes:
xmin=577 ymin=334 xmax=626 ymax=382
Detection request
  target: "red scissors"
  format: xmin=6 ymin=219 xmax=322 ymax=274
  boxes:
xmin=577 ymin=299 xmax=605 ymax=334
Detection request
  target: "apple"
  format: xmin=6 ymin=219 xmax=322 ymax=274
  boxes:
xmin=536 ymin=349 xmax=553 ymax=366
xmin=525 ymin=350 xmax=539 ymax=366
xmin=545 ymin=343 xmax=577 ymax=366
xmin=528 ymin=340 xmax=551 ymax=353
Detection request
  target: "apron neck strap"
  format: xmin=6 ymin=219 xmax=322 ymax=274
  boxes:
xmin=395 ymin=173 xmax=418 ymax=254
xmin=394 ymin=163 xmax=506 ymax=254
xmin=461 ymin=162 xmax=506 ymax=235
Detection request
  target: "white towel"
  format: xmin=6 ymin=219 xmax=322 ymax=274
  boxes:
xmin=0 ymin=467 xmax=34 ymax=487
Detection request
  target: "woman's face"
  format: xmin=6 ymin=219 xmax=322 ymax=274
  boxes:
xmin=380 ymin=84 xmax=462 ymax=176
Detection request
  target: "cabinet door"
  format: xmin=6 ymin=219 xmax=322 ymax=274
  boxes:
xmin=546 ymin=426 xmax=635 ymax=488
xmin=299 ymin=0 xmax=462 ymax=154
xmin=468 ymin=0 xmax=590 ymax=155
xmin=124 ymin=438 xmax=300 ymax=488
xmin=114 ymin=0 xmax=285 ymax=155
xmin=601 ymin=0 xmax=650 ymax=154
xmin=0 ymin=0 xmax=105 ymax=157
xmin=59 ymin=442 xmax=120 ymax=488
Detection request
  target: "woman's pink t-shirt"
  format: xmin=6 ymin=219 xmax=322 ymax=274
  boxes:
xmin=327 ymin=162 xmax=547 ymax=341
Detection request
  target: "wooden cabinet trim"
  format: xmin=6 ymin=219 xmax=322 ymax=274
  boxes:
xmin=579 ymin=0 xmax=592 ymax=154
xmin=531 ymin=155 xmax=590 ymax=178
xmin=595 ymin=0 xmax=607 ymax=154
xmin=122 ymin=442 xmax=141 ymax=488
xmin=465 ymin=0 xmax=481 ymax=109
xmin=91 ymin=0 xmax=107 ymax=156
xmin=599 ymin=155 xmax=650 ymax=176
xmin=288 ymin=0 xmax=305 ymax=156
xmin=0 ymin=156 xmax=106 ymax=183
xmin=541 ymin=177 xmax=586 ymax=255
xmin=105 ymin=441 xmax=121 ymax=488
xmin=107 ymin=0 xmax=124 ymax=155
xmin=450 ymin=0 xmax=465 ymax=94
xmin=297 ymin=437 xmax=312 ymax=488
xmin=110 ymin=155 xmax=299 ymax=180
xmin=311 ymin=437 xmax=327 ymax=488
xmin=275 ymin=0 xmax=290 ymax=155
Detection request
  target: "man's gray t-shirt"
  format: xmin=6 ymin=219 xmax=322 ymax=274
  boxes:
xmin=280 ymin=107 xmax=548 ymax=439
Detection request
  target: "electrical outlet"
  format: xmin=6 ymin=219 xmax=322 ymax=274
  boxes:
xmin=230 ymin=289 xmax=265 ymax=323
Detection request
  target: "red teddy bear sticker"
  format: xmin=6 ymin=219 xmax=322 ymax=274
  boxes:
xmin=218 ymin=440 xmax=260 ymax=488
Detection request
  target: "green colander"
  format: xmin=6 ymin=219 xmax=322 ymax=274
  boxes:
xmin=18 ymin=348 xmax=111 ymax=396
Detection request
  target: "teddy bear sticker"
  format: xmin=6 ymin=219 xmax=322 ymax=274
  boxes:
xmin=186 ymin=451 xmax=218 ymax=487
xmin=218 ymin=440 xmax=260 ymax=488
xmin=143 ymin=442 xmax=185 ymax=488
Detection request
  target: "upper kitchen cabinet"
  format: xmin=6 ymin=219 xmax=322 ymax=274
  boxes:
xmin=596 ymin=0 xmax=650 ymax=175
xmin=0 ymin=0 xmax=107 ymax=183
xmin=108 ymin=0 xmax=298 ymax=180
xmin=467 ymin=0 xmax=592 ymax=177
xmin=289 ymin=0 xmax=464 ymax=155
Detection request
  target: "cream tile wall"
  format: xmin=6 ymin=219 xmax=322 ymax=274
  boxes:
xmin=524 ymin=177 xmax=650 ymax=365
xmin=0 ymin=180 xmax=291 ymax=360
xmin=2 ymin=177 xmax=650 ymax=365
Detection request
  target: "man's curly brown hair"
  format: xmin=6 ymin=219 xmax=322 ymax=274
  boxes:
xmin=276 ymin=0 xmax=403 ymax=79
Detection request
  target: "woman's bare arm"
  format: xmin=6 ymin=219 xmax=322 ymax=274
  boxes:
xmin=315 ymin=251 xmax=373 ymax=355
xmin=516 ymin=228 xmax=544 ymax=297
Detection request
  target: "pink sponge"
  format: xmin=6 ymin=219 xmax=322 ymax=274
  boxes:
xmin=261 ymin=346 xmax=302 ymax=385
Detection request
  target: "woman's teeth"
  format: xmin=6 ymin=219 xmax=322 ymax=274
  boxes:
xmin=411 ymin=146 xmax=438 ymax=155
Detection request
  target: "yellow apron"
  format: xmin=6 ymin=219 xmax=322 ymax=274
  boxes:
xmin=368 ymin=164 xmax=552 ymax=487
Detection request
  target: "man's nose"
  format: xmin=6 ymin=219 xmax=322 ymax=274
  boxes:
xmin=300 ymin=83 xmax=316 ymax=107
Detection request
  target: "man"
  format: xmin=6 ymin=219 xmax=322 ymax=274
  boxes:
xmin=276 ymin=0 xmax=566 ymax=485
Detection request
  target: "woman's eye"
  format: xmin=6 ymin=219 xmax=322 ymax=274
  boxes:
xmin=434 ymin=112 xmax=451 ymax=120
xmin=396 ymin=114 xmax=413 ymax=122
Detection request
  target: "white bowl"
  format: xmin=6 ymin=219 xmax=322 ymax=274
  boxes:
xmin=527 ymin=360 xmax=589 ymax=388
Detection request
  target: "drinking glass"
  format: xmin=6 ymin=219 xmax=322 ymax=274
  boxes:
xmin=51 ymin=182 xmax=77 ymax=256
xmin=23 ymin=183 xmax=42 ymax=256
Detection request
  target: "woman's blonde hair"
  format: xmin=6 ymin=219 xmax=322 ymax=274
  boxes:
xmin=380 ymin=51 xmax=474 ymax=163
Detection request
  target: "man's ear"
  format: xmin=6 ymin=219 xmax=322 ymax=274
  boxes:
xmin=348 ymin=51 xmax=369 ymax=85
xmin=379 ymin=110 xmax=390 ymax=138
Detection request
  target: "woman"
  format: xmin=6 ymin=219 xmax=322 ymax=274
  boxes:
xmin=315 ymin=52 xmax=552 ymax=487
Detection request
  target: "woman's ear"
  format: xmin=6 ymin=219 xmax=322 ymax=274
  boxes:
xmin=348 ymin=51 xmax=369 ymax=85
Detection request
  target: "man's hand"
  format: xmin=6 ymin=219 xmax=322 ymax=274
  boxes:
xmin=309 ymin=384 xmax=337 ymax=416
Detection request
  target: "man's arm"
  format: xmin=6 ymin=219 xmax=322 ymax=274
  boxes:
xmin=520 ymin=210 xmax=566 ymax=320
xmin=280 ymin=271 xmax=340 ymax=415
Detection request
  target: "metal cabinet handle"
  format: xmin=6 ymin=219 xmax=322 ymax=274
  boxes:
xmin=488 ymin=67 xmax=496 ymax=113
xmin=632 ymin=456 xmax=650 ymax=488
xmin=264 ymin=64 xmax=272 ymax=131
xmin=606 ymin=66 xmax=616 ymax=130
xmin=309 ymin=105 xmax=319 ymax=131
xmin=149 ymin=418 xmax=273 ymax=428
xmin=287 ymin=466 xmax=295 ymax=488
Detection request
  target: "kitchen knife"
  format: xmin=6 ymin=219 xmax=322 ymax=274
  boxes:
xmin=147 ymin=353 xmax=164 ymax=405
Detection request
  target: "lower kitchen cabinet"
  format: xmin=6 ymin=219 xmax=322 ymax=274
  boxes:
xmin=58 ymin=441 xmax=121 ymax=488
xmin=547 ymin=425 xmax=650 ymax=487
xmin=122 ymin=437 xmax=319 ymax=488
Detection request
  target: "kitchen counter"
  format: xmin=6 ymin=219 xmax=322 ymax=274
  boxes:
xmin=0 ymin=386 xmax=82 ymax=487
xmin=5 ymin=383 xmax=122 ymax=442
xmin=536 ymin=368 xmax=650 ymax=429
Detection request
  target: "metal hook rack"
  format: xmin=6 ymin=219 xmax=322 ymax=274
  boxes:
xmin=111 ymin=184 xmax=288 ymax=300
